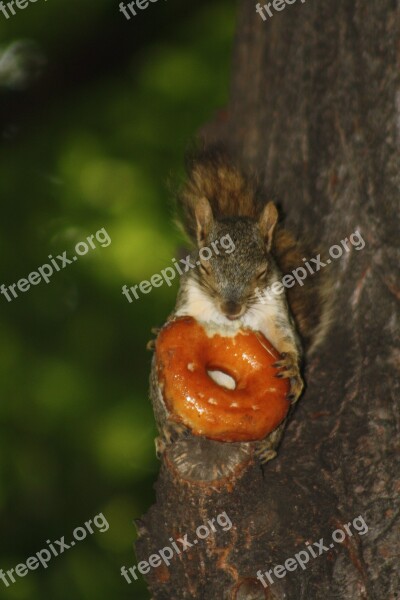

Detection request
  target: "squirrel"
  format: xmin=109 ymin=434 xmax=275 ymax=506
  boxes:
xmin=150 ymin=146 xmax=330 ymax=463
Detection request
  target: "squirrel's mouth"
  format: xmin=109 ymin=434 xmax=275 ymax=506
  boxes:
xmin=226 ymin=313 xmax=242 ymax=321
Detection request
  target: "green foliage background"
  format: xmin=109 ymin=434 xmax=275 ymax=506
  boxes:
xmin=0 ymin=1 xmax=235 ymax=598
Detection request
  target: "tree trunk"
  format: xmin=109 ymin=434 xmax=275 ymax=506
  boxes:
xmin=136 ymin=1 xmax=400 ymax=598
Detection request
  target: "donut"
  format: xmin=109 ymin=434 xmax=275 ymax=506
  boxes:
xmin=155 ymin=317 xmax=290 ymax=443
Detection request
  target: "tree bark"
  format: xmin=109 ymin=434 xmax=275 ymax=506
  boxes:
xmin=136 ymin=1 xmax=400 ymax=598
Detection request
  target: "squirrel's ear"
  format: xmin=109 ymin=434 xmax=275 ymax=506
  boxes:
xmin=259 ymin=202 xmax=278 ymax=251
xmin=195 ymin=197 xmax=213 ymax=246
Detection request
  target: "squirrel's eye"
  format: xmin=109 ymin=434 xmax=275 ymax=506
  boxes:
xmin=256 ymin=267 xmax=267 ymax=280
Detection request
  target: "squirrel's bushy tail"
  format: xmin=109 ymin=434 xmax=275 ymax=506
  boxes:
xmin=178 ymin=147 xmax=262 ymax=240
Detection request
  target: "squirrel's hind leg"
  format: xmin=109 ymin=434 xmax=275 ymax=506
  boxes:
xmin=254 ymin=421 xmax=287 ymax=465
xmin=155 ymin=420 xmax=191 ymax=459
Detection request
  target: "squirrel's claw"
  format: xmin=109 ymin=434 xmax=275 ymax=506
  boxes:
xmin=273 ymin=352 xmax=304 ymax=404
xmin=255 ymin=446 xmax=277 ymax=465
xmin=154 ymin=422 xmax=190 ymax=460
xmin=155 ymin=436 xmax=166 ymax=459
xmin=154 ymin=422 xmax=191 ymax=459
xmin=255 ymin=421 xmax=286 ymax=465
xmin=163 ymin=421 xmax=191 ymax=445
xmin=288 ymin=376 xmax=304 ymax=404
xmin=146 ymin=326 xmax=162 ymax=352
xmin=146 ymin=340 xmax=156 ymax=351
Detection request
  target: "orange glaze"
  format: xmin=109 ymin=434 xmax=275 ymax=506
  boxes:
xmin=155 ymin=317 xmax=290 ymax=442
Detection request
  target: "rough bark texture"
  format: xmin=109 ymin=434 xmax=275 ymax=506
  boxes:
xmin=136 ymin=1 xmax=400 ymax=598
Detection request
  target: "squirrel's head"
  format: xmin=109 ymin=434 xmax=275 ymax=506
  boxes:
xmin=191 ymin=197 xmax=279 ymax=321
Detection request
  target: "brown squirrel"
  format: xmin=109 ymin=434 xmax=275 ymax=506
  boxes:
xmin=151 ymin=147 xmax=330 ymax=463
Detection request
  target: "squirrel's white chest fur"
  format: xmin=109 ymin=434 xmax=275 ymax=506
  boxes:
xmin=175 ymin=279 xmax=290 ymax=350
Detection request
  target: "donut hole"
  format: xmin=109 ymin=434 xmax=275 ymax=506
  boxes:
xmin=207 ymin=369 xmax=237 ymax=391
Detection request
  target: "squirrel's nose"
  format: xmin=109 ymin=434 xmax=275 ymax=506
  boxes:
xmin=221 ymin=300 xmax=243 ymax=320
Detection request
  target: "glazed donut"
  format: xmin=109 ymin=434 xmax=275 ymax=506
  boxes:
xmin=155 ymin=317 xmax=290 ymax=443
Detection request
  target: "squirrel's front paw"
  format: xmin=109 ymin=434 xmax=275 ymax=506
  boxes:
xmin=273 ymin=352 xmax=304 ymax=404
